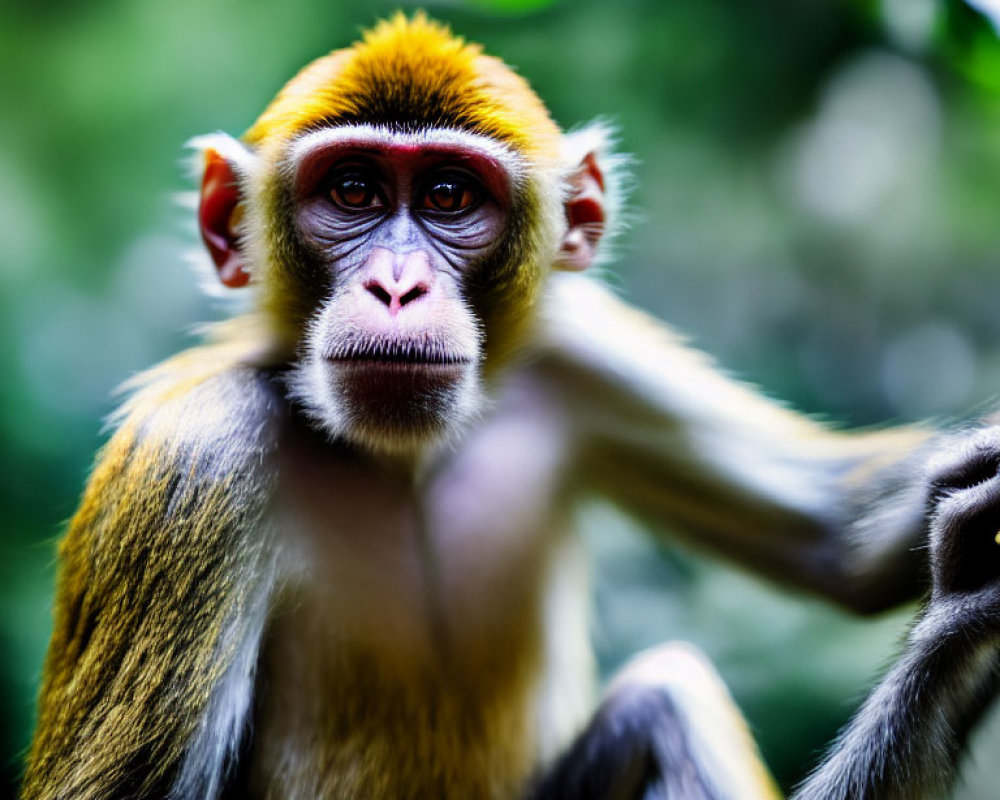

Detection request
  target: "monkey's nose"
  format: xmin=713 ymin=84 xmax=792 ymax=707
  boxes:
xmin=364 ymin=279 xmax=430 ymax=315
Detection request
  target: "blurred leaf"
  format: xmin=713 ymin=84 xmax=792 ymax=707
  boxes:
xmin=940 ymin=0 xmax=1000 ymax=89
xmin=467 ymin=0 xmax=559 ymax=14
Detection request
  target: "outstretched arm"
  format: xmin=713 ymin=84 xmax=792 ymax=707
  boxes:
xmin=537 ymin=273 xmax=936 ymax=612
xmin=792 ymin=428 xmax=1000 ymax=800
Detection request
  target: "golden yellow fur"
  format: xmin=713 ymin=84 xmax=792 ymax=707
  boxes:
xmin=249 ymin=638 xmax=540 ymax=799
xmin=245 ymin=13 xmax=562 ymax=163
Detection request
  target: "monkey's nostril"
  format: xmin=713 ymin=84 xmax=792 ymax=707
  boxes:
xmin=400 ymin=284 xmax=428 ymax=307
xmin=365 ymin=281 xmax=428 ymax=314
xmin=365 ymin=282 xmax=393 ymax=307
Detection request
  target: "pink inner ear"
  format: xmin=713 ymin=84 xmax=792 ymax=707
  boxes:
xmin=199 ymin=151 xmax=249 ymax=288
xmin=556 ymin=154 xmax=607 ymax=271
xmin=567 ymin=194 xmax=604 ymax=230
xmin=566 ymin=152 xmax=606 ymax=237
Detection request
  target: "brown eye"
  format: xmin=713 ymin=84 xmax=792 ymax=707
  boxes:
xmin=423 ymin=179 xmax=478 ymax=213
xmin=330 ymin=176 xmax=383 ymax=210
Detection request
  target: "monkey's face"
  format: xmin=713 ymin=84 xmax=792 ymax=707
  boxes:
xmin=197 ymin=16 xmax=605 ymax=457
xmin=286 ymin=127 xmax=520 ymax=455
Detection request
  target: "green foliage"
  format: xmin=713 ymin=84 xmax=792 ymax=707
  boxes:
xmin=944 ymin=0 xmax=1000 ymax=89
xmin=468 ymin=0 xmax=560 ymax=14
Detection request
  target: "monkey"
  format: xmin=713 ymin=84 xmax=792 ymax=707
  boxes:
xmin=19 ymin=13 xmax=982 ymax=800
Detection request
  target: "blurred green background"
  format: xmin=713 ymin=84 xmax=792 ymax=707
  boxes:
xmin=4 ymin=0 xmax=1000 ymax=796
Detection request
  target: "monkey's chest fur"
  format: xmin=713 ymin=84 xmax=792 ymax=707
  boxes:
xmin=248 ymin=386 xmax=586 ymax=800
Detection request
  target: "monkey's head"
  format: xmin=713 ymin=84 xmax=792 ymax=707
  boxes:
xmin=196 ymin=13 xmax=610 ymax=455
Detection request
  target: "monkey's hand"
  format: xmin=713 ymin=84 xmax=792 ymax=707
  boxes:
xmin=927 ymin=428 xmax=1000 ymax=626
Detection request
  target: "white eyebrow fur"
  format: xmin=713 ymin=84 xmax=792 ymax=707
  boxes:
xmin=286 ymin=124 xmax=527 ymax=183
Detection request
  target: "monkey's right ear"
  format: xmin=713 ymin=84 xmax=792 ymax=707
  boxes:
xmin=199 ymin=149 xmax=249 ymax=288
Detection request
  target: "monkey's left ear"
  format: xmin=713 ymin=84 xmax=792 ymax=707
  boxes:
xmin=199 ymin=149 xmax=250 ymax=288
xmin=554 ymin=153 xmax=605 ymax=272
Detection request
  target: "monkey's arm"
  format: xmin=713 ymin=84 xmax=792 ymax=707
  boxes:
xmin=792 ymin=433 xmax=1000 ymax=800
xmin=21 ymin=346 xmax=280 ymax=800
xmin=537 ymin=274 xmax=935 ymax=613
xmin=791 ymin=610 xmax=998 ymax=800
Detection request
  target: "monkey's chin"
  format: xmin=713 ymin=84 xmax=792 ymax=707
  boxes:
xmin=292 ymin=359 xmax=483 ymax=457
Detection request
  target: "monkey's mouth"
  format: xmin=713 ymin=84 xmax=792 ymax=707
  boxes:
xmin=325 ymin=341 xmax=473 ymax=369
xmin=323 ymin=340 xmax=475 ymax=432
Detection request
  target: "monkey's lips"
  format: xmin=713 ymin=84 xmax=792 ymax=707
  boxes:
xmin=328 ymin=349 xmax=472 ymax=376
xmin=326 ymin=343 xmax=474 ymax=408
xmin=326 ymin=340 xmax=471 ymax=367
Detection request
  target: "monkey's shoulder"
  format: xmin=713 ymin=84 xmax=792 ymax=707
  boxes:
xmin=124 ymin=341 xmax=281 ymax=449
xmin=77 ymin=342 xmax=286 ymax=539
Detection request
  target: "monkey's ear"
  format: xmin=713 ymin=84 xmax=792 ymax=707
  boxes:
xmin=554 ymin=152 xmax=605 ymax=272
xmin=199 ymin=149 xmax=250 ymax=288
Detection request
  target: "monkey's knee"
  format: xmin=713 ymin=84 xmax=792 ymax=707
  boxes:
xmin=529 ymin=643 xmax=781 ymax=800
xmin=611 ymin=643 xmax=780 ymax=800
xmin=607 ymin=641 xmax=724 ymax=697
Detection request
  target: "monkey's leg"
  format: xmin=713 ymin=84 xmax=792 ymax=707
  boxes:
xmin=529 ymin=642 xmax=782 ymax=800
